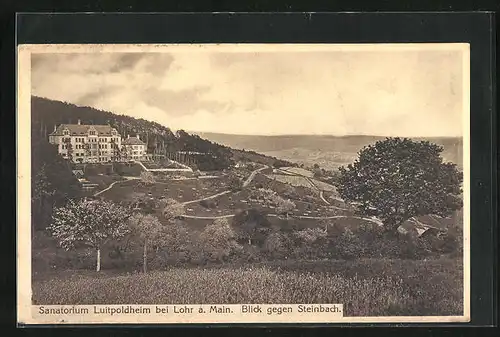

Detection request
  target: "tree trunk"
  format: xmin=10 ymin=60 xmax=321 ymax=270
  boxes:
xmin=143 ymin=239 xmax=148 ymax=273
xmin=96 ymin=247 xmax=101 ymax=272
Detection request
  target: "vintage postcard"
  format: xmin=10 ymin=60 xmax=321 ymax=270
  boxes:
xmin=17 ymin=43 xmax=470 ymax=325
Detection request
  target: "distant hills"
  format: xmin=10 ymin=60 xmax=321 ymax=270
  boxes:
xmin=193 ymin=132 xmax=464 ymax=170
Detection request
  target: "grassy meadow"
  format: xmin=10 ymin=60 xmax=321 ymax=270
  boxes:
xmin=33 ymin=258 xmax=463 ymax=316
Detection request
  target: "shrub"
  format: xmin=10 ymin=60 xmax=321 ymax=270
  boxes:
xmin=231 ymin=209 xmax=272 ymax=246
xmin=196 ymin=219 xmax=242 ymax=263
xmin=140 ymin=171 xmax=155 ymax=185
xmin=263 ymin=232 xmax=292 ymax=259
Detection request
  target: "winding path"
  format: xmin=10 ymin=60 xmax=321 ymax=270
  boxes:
xmin=243 ymin=164 xmax=269 ymax=187
xmin=181 ymin=213 xmax=384 ymax=226
xmin=182 ymin=164 xmax=268 ymax=206
xmin=93 ymin=177 xmax=139 ymax=197
xmin=181 ymin=190 xmax=231 ymax=206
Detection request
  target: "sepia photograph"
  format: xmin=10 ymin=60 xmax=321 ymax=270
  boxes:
xmin=17 ymin=43 xmax=470 ymax=324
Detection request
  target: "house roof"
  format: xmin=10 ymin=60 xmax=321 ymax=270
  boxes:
xmin=401 ymin=214 xmax=451 ymax=232
xmin=50 ymin=124 xmax=118 ymax=136
xmin=122 ymin=137 xmax=146 ymax=145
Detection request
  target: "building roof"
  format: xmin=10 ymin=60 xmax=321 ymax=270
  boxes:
xmin=401 ymin=214 xmax=451 ymax=233
xmin=50 ymin=124 xmax=118 ymax=136
xmin=122 ymin=136 xmax=146 ymax=145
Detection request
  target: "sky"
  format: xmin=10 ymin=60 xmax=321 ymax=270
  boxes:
xmin=31 ymin=45 xmax=466 ymax=137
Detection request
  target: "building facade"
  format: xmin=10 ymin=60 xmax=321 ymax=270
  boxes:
xmin=48 ymin=121 xmax=122 ymax=163
xmin=122 ymin=135 xmax=147 ymax=160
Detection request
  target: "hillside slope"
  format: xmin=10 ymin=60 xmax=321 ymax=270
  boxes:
xmin=31 ymin=96 xmax=293 ymax=170
xmin=31 ymin=96 xmax=235 ymax=171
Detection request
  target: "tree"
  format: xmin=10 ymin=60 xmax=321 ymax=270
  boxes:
xmin=128 ymin=213 xmax=163 ymax=273
xmin=84 ymin=141 xmax=92 ymax=159
xmin=231 ymin=208 xmax=272 ymax=245
xmin=228 ymin=174 xmax=243 ymax=192
xmin=140 ymin=171 xmax=155 ymax=185
xmin=313 ymin=167 xmax=323 ymax=179
xmin=121 ymin=145 xmax=129 ymax=161
xmin=263 ymin=232 xmax=291 ymax=258
xmin=110 ymin=138 xmax=121 ymax=166
xmin=63 ymin=137 xmax=74 ymax=162
xmin=335 ymin=137 xmax=463 ymax=233
xmin=161 ymin=198 xmax=185 ymax=222
xmin=274 ymin=197 xmax=295 ymax=219
xmin=48 ymin=199 xmax=131 ymax=271
xmin=32 ymin=164 xmax=56 ymax=235
xmin=198 ymin=218 xmax=241 ymax=262
xmin=31 ymin=140 xmax=81 ymax=231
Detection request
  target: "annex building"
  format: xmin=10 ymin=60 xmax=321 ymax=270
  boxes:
xmin=122 ymin=135 xmax=147 ymax=160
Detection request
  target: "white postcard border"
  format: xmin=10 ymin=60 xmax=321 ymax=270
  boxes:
xmin=17 ymin=43 xmax=471 ymax=325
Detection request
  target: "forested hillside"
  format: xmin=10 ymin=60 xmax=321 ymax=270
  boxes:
xmin=31 ymin=96 xmax=234 ymax=170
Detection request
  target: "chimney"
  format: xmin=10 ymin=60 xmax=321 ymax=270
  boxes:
xmin=53 ymin=125 xmax=57 ymax=132
xmin=77 ymin=119 xmax=81 ymax=125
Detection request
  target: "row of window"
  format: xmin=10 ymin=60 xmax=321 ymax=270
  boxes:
xmin=63 ymin=130 xmax=118 ymax=136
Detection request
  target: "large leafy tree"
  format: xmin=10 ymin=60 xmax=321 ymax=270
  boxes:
xmin=161 ymin=198 xmax=185 ymax=222
xmin=336 ymin=137 xmax=463 ymax=233
xmin=274 ymin=196 xmax=295 ymax=219
xmin=48 ymin=199 xmax=131 ymax=271
xmin=198 ymin=218 xmax=241 ymax=262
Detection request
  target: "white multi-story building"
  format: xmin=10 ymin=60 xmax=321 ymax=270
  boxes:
xmin=48 ymin=120 xmax=122 ymax=163
xmin=122 ymin=135 xmax=147 ymax=160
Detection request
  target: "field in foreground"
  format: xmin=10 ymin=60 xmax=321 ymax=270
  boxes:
xmin=33 ymin=258 xmax=463 ymax=316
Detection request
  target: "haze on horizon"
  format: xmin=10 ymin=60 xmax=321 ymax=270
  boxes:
xmin=31 ymin=45 xmax=466 ymax=137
